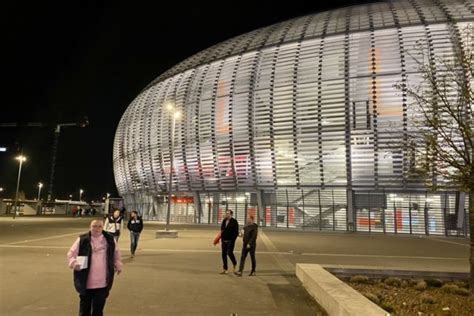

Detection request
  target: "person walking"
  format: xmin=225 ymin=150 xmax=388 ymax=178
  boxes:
xmin=234 ymin=215 xmax=258 ymax=276
xmin=104 ymin=210 xmax=124 ymax=242
xmin=219 ymin=210 xmax=239 ymax=274
xmin=127 ymin=210 xmax=143 ymax=258
xmin=67 ymin=219 xmax=123 ymax=316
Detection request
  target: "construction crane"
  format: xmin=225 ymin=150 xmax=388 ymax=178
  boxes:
xmin=0 ymin=116 xmax=89 ymax=201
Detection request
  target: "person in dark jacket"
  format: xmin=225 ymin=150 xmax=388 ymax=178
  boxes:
xmin=67 ymin=219 xmax=122 ymax=316
xmin=235 ymin=215 xmax=258 ymax=276
xmin=219 ymin=210 xmax=239 ymax=274
xmin=127 ymin=210 xmax=144 ymax=258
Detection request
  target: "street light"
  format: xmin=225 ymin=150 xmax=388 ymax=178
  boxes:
xmin=69 ymin=194 xmax=72 ymax=200
xmin=13 ymin=155 xmax=27 ymax=219
xmin=165 ymin=103 xmax=181 ymax=231
xmin=106 ymin=193 xmax=110 ymax=199
xmin=79 ymin=189 xmax=84 ymax=201
xmin=36 ymin=182 xmax=43 ymax=215
xmin=37 ymin=182 xmax=43 ymax=201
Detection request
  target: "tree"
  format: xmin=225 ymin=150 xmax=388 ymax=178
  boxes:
xmin=397 ymin=24 xmax=473 ymax=292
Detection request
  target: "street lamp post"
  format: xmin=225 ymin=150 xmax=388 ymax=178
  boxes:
xmin=37 ymin=182 xmax=43 ymax=201
xmin=13 ymin=155 xmax=27 ymax=219
xmin=37 ymin=182 xmax=43 ymax=215
xmin=79 ymin=189 xmax=84 ymax=201
xmin=165 ymin=103 xmax=181 ymax=231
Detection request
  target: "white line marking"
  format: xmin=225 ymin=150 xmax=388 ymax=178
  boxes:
xmin=0 ymin=245 xmax=70 ymax=249
xmin=0 ymin=245 xmax=466 ymax=261
xmin=428 ymin=238 xmax=469 ymax=247
xmin=5 ymin=231 xmax=84 ymax=245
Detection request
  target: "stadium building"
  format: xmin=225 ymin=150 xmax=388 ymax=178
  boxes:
xmin=114 ymin=0 xmax=472 ymax=235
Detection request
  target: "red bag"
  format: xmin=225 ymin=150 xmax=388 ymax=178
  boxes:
xmin=213 ymin=231 xmax=221 ymax=246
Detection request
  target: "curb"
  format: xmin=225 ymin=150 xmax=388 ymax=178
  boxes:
xmin=322 ymin=264 xmax=468 ymax=281
xmin=296 ymin=263 xmax=389 ymax=316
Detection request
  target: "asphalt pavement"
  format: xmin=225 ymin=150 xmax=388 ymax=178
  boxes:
xmin=0 ymin=217 xmax=468 ymax=315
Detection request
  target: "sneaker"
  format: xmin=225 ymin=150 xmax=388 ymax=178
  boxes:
xmin=233 ymin=264 xmax=237 ymax=272
xmin=131 ymin=254 xmax=135 ymax=258
xmin=249 ymin=271 xmax=256 ymax=276
xmin=219 ymin=270 xmax=228 ymax=274
xmin=234 ymin=271 xmax=242 ymax=277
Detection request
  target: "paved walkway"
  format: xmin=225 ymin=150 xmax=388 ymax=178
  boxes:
xmin=0 ymin=217 xmax=469 ymax=315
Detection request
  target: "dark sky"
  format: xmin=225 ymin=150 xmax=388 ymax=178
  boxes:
xmin=1 ymin=0 xmax=367 ymax=202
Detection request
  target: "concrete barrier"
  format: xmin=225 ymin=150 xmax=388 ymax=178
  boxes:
xmin=296 ymin=264 xmax=389 ymax=316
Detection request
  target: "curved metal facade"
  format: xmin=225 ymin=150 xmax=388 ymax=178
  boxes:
xmin=114 ymin=0 xmax=472 ymax=234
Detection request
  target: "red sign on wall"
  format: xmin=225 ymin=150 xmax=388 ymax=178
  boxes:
xmin=171 ymin=196 xmax=194 ymax=204
xmin=265 ymin=207 xmax=271 ymax=225
xmin=288 ymin=207 xmax=295 ymax=225
xmin=218 ymin=208 xmax=223 ymax=222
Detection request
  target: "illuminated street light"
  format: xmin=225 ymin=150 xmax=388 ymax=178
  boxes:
xmin=13 ymin=155 xmax=27 ymax=219
xmin=36 ymin=182 xmax=43 ymax=215
xmin=165 ymin=102 xmax=181 ymax=231
xmin=69 ymin=194 xmax=72 ymax=200
xmin=106 ymin=193 xmax=110 ymax=199
xmin=79 ymin=189 xmax=84 ymax=201
xmin=37 ymin=182 xmax=43 ymax=201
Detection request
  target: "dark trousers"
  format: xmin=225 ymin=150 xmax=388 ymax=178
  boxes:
xmin=239 ymin=245 xmax=256 ymax=272
xmin=130 ymin=231 xmax=140 ymax=255
xmin=221 ymin=239 xmax=237 ymax=270
xmin=79 ymin=287 xmax=108 ymax=316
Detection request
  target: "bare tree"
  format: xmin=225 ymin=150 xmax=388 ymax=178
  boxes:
xmin=396 ymin=24 xmax=473 ymax=292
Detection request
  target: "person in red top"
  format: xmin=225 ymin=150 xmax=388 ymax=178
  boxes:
xmin=67 ymin=219 xmax=122 ymax=316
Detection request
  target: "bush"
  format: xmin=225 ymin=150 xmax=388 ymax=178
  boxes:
xmin=453 ymin=281 xmax=468 ymax=289
xmin=380 ymin=302 xmax=395 ymax=313
xmin=363 ymin=292 xmax=380 ymax=304
xmin=454 ymin=287 xmax=470 ymax=296
xmin=384 ymin=277 xmax=402 ymax=287
xmin=425 ymin=279 xmax=443 ymax=287
xmin=408 ymin=278 xmax=422 ymax=286
xmin=420 ymin=293 xmax=435 ymax=304
xmin=441 ymin=284 xmax=459 ymax=294
xmin=350 ymin=275 xmax=369 ymax=284
xmin=414 ymin=280 xmax=427 ymax=291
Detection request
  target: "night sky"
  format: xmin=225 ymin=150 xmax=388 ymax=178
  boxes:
xmin=2 ymin=0 xmax=368 ymax=202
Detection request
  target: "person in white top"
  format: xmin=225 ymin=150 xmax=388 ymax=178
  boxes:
xmin=104 ymin=210 xmax=124 ymax=242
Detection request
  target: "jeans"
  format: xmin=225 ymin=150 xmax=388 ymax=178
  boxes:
xmin=79 ymin=287 xmax=108 ymax=316
xmin=130 ymin=231 xmax=140 ymax=255
xmin=221 ymin=239 xmax=237 ymax=270
xmin=239 ymin=245 xmax=256 ymax=273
